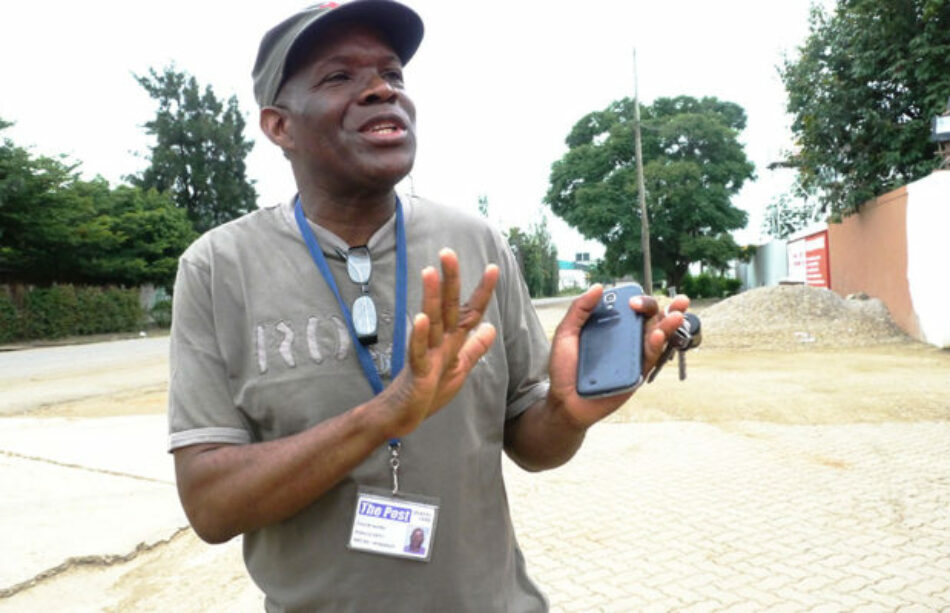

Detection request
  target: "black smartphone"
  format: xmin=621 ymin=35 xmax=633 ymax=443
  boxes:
xmin=577 ymin=284 xmax=645 ymax=398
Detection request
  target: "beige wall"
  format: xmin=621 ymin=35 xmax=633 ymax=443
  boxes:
xmin=827 ymin=186 xmax=920 ymax=340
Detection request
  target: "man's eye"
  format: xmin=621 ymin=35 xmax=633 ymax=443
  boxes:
xmin=383 ymin=70 xmax=404 ymax=85
xmin=321 ymin=72 xmax=349 ymax=84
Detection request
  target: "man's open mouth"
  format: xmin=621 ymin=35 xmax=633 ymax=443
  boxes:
xmin=369 ymin=123 xmax=400 ymax=134
xmin=360 ymin=116 xmax=407 ymax=136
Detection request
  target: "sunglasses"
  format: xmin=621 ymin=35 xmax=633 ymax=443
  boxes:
xmin=336 ymin=246 xmax=377 ymax=346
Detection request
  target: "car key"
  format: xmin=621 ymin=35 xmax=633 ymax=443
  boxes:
xmin=648 ymin=313 xmax=702 ymax=383
xmin=647 ymin=340 xmax=678 ymax=383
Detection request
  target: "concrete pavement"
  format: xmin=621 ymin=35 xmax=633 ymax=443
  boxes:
xmin=507 ymin=421 xmax=950 ymax=612
xmin=0 ymin=415 xmax=184 ymax=594
xmin=3 ymin=413 xmax=950 ymax=610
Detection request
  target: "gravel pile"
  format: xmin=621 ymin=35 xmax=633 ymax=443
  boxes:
xmin=697 ymin=285 xmax=910 ymax=350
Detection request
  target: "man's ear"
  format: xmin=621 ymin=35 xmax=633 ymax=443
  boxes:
xmin=260 ymin=107 xmax=295 ymax=152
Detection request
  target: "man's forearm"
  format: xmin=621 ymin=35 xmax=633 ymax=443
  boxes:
xmin=502 ymin=395 xmax=588 ymax=472
xmin=174 ymin=397 xmax=391 ymax=544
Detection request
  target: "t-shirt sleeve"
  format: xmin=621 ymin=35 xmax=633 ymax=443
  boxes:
xmin=167 ymin=253 xmax=252 ymax=452
xmin=495 ymin=238 xmax=551 ymax=421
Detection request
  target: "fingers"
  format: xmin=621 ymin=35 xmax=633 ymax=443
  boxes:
xmin=439 ymin=249 xmax=461 ymax=333
xmin=422 ymin=253 xmax=499 ymax=346
xmin=455 ymin=323 xmax=497 ymax=372
xmin=644 ymin=310 xmax=685 ymax=366
xmin=420 ymin=266 xmax=443 ymax=347
xmin=458 ymin=264 xmax=499 ymax=330
xmin=665 ymin=294 xmax=691 ymax=315
xmin=629 ymin=294 xmax=659 ymax=318
xmin=555 ymin=284 xmax=603 ymax=336
xmin=409 ymin=313 xmax=431 ymax=376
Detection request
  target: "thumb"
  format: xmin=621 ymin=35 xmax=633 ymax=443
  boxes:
xmin=555 ymin=285 xmax=603 ymax=337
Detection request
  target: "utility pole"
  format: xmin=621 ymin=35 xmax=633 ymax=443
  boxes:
xmin=633 ymin=48 xmax=653 ymax=294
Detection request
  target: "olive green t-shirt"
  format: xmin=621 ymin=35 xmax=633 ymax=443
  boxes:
xmin=169 ymin=195 xmax=551 ymax=612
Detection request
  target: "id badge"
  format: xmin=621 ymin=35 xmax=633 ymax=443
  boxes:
xmin=348 ymin=487 xmax=440 ymax=562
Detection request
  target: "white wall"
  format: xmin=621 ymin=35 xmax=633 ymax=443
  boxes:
xmin=906 ymin=171 xmax=950 ymax=348
xmin=558 ymin=269 xmax=588 ymax=292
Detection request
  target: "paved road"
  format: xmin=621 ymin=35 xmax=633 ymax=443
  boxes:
xmin=0 ymin=336 xmax=168 ymax=415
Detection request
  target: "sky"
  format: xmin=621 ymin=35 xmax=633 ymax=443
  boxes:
xmin=0 ymin=0 xmax=826 ymax=260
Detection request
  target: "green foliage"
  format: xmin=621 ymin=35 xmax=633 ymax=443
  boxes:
xmin=21 ymin=285 xmax=79 ymax=338
xmin=781 ymin=0 xmax=950 ymax=216
xmin=477 ymin=195 xmax=489 ymax=218
xmin=680 ymin=273 xmax=741 ymax=299
xmin=762 ymin=192 xmax=823 ymax=239
xmin=506 ymin=217 xmax=559 ymax=298
xmin=585 ymin=260 xmax=615 ymax=286
xmin=0 ymin=120 xmax=83 ymax=284
xmin=558 ymin=286 xmax=586 ymax=297
xmin=0 ymin=290 xmax=19 ymax=343
xmin=545 ymin=95 xmax=753 ymax=290
xmin=0 ymin=120 xmax=195 ymax=288
xmin=81 ymin=184 xmax=198 ymax=287
xmin=74 ymin=286 xmax=144 ymax=335
xmin=738 ymin=245 xmax=758 ymax=263
xmin=150 ymin=297 xmax=173 ymax=328
xmin=3 ymin=285 xmax=142 ymax=341
xmin=131 ymin=66 xmax=257 ymax=233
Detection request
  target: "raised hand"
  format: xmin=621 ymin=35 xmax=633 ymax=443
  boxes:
xmin=379 ymin=249 xmax=498 ymax=438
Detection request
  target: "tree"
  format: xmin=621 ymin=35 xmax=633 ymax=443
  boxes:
xmin=1 ymin=118 xmax=83 ymax=283
xmin=477 ymin=194 xmax=489 ymax=218
xmin=781 ymin=0 xmax=950 ymax=217
xmin=131 ymin=66 xmax=257 ymax=233
xmin=0 ymin=118 xmax=194 ymax=288
xmin=545 ymin=96 xmax=754 ymax=289
xmin=762 ymin=191 xmax=822 ymax=239
xmin=75 ymin=182 xmax=197 ymax=288
xmin=506 ymin=217 xmax=559 ymax=298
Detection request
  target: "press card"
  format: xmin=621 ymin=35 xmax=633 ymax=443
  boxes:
xmin=349 ymin=487 xmax=439 ymax=562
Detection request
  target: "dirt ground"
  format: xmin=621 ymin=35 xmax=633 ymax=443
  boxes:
xmin=19 ymin=302 xmax=950 ymax=425
xmin=532 ymin=302 xmax=950 ymax=425
xmin=26 ymin=344 xmax=950 ymax=426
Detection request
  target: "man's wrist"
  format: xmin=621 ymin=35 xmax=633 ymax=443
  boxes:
xmin=352 ymin=396 xmax=399 ymax=446
xmin=543 ymin=392 xmax=589 ymax=436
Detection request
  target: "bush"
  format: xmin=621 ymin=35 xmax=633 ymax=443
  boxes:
xmin=0 ymin=284 xmax=144 ymax=341
xmin=75 ymin=287 xmax=142 ymax=334
xmin=21 ymin=285 xmax=79 ymax=339
xmin=680 ymin=274 xmax=741 ymax=299
xmin=0 ymin=291 xmax=19 ymax=343
xmin=150 ymin=298 xmax=173 ymax=328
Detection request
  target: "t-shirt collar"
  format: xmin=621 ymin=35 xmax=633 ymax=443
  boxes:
xmin=280 ymin=194 xmax=415 ymax=256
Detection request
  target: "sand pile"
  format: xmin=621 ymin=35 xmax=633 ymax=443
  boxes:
xmin=697 ymin=285 xmax=909 ymax=350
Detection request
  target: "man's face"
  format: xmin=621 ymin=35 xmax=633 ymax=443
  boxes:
xmin=275 ymin=23 xmax=417 ymax=194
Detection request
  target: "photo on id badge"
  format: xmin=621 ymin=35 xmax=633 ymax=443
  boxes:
xmin=404 ymin=526 xmax=428 ymax=557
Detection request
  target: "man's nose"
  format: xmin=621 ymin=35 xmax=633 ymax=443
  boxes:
xmin=359 ymin=74 xmax=397 ymax=104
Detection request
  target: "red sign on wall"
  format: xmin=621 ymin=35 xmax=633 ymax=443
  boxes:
xmin=804 ymin=231 xmax=830 ymax=288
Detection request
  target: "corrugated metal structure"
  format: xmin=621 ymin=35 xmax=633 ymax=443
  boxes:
xmin=737 ymin=240 xmax=788 ymax=290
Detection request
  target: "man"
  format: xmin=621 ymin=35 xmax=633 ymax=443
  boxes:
xmin=168 ymin=1 xmax=690 ymax=611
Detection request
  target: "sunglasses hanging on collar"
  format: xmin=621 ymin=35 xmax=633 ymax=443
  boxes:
xmin=335 ymin=246 xmax=378 ymax=346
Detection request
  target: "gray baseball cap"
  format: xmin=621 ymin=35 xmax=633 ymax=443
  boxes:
xmin=252 ymin=1 xmax=424 ymax=108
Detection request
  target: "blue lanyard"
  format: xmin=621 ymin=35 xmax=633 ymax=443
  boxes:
xmin=293 ymin=196 xmax=408 ymax=398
